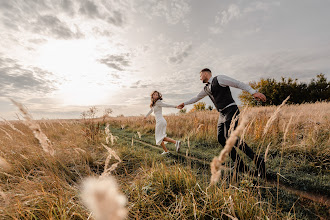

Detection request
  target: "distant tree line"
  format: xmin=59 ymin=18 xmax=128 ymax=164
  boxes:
xmin=239 ymin=74 xmax=329 ymax=106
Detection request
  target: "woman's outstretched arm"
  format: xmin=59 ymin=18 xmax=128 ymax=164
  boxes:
xmin=155 ymin=100 xmax=176 ymax=108
xmin=145 ymin=108 xmax=153 ymax=117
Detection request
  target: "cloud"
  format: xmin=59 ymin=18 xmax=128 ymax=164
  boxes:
xmin=78 ymin=0 xmax=128 ymax=26
xmin=79 ymin=0 xmax=101 ymax=18
xmin=111 ymin=73 xmax=120 ymax=79
xmin=129 ymin=80 xmax=153 ymax=89
xmin=126 ymin=79 xmax=157 ymax=89
xmin=209 ymin=2 xmax=280 ymax=34
xmin=243 ymin=1 xmax=281 ymax=13
xmin=0 ymin=57 xmax=57 ymax=97
xmin=98 ymin=53 xmax=131 ymax=71
xmin=217 ymin=1 xmax=280 ymax=26
xmin=219 ymin=4 xmax=241 ymax=25
xmin=60 ymin=0 xmax=76 ymax=16
xmin=0 ymin=1 xmax=83 ymax=40
xmin=136 ymin=0 xmax=191 ymax=25
xmin=0 ymin=0 xmax=131 ymax=42
xmin=106 ymin=10 xmax=125 ymax=26
xmin=33 ymin=15 xmax=83 ymax=39
xmin=167 ymin=42 xmax=193 ymax=64
xmin=209 ymin=4 xmax=241 ymax=34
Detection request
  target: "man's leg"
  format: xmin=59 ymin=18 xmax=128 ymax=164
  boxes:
xmin=230 ymin=109 xmax=266 ymax=178
xmin=217 ymin=111 xmax=248 ymax=173
xmin=235 ymin=138 xmax=266 ymax=177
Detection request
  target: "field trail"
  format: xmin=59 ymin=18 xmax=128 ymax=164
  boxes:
xmin=113 ymin=127 xmax=330 ymax=207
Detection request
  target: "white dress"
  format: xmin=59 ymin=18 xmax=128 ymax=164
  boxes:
xmin=145 ymin=100 xmax=176 ymax=145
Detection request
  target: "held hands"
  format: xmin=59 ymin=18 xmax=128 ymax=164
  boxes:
xmin=176 ymin=103 xmax=185 ymax=109
xmin=253 ymin=92 xmax=266 ymax=102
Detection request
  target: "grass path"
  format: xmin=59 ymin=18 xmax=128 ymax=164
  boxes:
xmin=109 ymin=125 xmax=330 ymax=208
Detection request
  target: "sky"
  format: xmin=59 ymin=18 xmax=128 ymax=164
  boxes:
xmin=0 ymin=0 xmax=329 ymax=119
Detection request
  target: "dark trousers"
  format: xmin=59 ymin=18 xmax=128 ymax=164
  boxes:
xmin=217 ymin=105 xmax=265 ymax=176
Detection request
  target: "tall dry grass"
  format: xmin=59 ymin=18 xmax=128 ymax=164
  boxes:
xmin=10 ymin=99 xmax=55 ymax=156
xmin=109 ymin=102 xmax=330 ymax=166
xmin=0 ymin=101 xmax=328 ymax=219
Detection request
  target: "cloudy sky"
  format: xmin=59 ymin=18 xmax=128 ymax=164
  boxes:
xmin=1 ymin=0 xmax=329 ymax=119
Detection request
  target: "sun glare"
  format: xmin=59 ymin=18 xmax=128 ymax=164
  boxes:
xmin=36 ymin=39 xmax=121 ymax=106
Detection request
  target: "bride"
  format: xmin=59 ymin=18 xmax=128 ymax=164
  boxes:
xmin=145 ymin=91 xmax=181 ymax=155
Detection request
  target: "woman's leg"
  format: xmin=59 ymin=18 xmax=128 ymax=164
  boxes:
xmin=161 ymin=141 xmax=169 ymax=152
xmin=163 ymin=137 xmax=176 ymax=144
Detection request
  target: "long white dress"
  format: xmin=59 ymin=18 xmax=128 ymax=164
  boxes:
xmin=145 ymin=100 xmax=176 ymax=145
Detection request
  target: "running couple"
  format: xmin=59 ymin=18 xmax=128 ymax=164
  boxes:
xmin=145 ymin=68 xmax=267 ymax=177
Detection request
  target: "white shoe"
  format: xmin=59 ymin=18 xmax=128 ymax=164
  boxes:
xmin=161 ymin=151 xmax=169 ymax=155
xmin=175 ymin=141 xmax=181 ymax=153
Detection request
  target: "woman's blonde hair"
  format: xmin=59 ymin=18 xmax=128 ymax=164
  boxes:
xmin=150 ymin=91 xmax=162 ymax=108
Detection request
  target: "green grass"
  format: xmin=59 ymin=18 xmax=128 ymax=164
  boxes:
xmin=1 ymin=118 xmax=328 ymax=219
xmin=107 ymin=124 xmax=330 ymax=219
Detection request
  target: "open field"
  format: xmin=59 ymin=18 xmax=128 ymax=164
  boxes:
xmin=0 ymin=102 xmax=329 ymax=219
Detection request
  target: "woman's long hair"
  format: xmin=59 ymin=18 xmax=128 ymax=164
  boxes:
xmin=150 ymin=91 xmax=162 ymax=108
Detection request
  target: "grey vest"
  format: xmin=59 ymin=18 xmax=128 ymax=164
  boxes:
xmin=204 ymin=76 xmax=236 ymax=111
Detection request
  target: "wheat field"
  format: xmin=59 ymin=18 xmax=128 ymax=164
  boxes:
xmin=0 ymin=101 xmax=329 ymax=219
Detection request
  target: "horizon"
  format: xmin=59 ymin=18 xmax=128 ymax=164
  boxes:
xmin=1 ymin=0 xmax=330 ymax=119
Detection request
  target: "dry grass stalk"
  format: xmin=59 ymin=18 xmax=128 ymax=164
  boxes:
xmin=81 ymin=176 xmax=127 ymax=220
xmin=0 ymin=156 xmax=12 ymax=172
xmin=0 ymin=127 xmax=13 ymax=140
xmin=74 ymin=147 xmax=86 ymax=154
xmin=0 ymin=186 xmax=9 ymax=206
xmin=105 ymin=124 xmax=119 ymax=145
xmin=196 ymin=124 xmax=204 ymax=133
xmin=42 ymin=121 xmax=48 ymax=128
xmin=1 ymin=117 xmax=25 ymax=136
xmin=210 ymin=116 xmax=249 ymax=185
xmin=225 ymin=196 xmax=238 ymax=220
xmin=228 ymin=112 xmax=240 ymax=136
xmin=58 ymin=121 xmax=64 ymax=127
xmin=105 ymin=124 xmax=111 ymax=144
xmin=101 ymin=144 xmax=122 ymax=177
xmin=263 ymin=96 xmax=290 ymax=135
xmin=10 ymin=99 xmax=55 ymax=156
xmin=14 ymin=113 xmax=22 ymax=120
xmin=223 ymin=213 xmax=238 ymax=220
xmin=20 ymin=154 xmax=28 ymax=160
xmin=131 ymin=137 xmax=134 ymax=146
xmin=264 ymin=142 xmax=272 ymax=162
xmin=137 ymin=131 xmax=141 ymax=139
xmin=110 ymin=133 xmax=119 ymax=146
xmin=283 ymin=115 xmax=293 ymax=143
xmin=81 ymin=144 xmax=126 ymax=220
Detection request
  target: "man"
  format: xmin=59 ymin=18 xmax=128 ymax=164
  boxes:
xmin=177 ymin=68 xmax=266 ymax=178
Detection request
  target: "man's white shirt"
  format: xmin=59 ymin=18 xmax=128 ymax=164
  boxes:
xmin=183 ymin=75 xmax=257 ymax=109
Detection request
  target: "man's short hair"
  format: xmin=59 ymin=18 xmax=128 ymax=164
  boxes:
xmin=201 ymin=68 xmax=212 ymax=74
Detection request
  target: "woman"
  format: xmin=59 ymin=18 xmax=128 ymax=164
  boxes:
xmin=145 ymin=91 xmax=181 ymax=155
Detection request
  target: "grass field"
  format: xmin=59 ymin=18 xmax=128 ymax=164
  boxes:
xmin=0 ymin=102 xmax=329 ymax=219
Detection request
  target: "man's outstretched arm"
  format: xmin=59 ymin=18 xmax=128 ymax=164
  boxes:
xmin=218 ymin=75 xmax=266 ymax=102
xmin=177 ymin=90 xmax=207 ymax=109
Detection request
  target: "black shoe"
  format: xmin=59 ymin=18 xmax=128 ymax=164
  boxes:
xmin=256 ymin=158 xmax=266 ymax=179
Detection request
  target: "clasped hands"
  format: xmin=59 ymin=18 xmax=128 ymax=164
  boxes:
xmin=176 ymin=103 xmax=185 ymax=109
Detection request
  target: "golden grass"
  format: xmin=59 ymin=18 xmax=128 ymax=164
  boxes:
xmin=0 ymin=101 xmax=328 ymax=219
xmin=10 ymin=99 xmax=55 ymax=156
xmin=109 ymin=102 xmax=330 ymax=160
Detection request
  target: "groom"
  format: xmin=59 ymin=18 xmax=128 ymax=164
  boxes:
xmin=177 ymin=68 xmax=266 ymax=178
